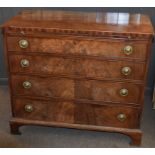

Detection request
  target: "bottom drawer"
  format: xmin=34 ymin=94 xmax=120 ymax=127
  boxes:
xmin=12 ymin=97 xmax=141 ymax=129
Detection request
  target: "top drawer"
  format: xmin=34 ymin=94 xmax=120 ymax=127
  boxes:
xmin=7 ymin=37 xmax=148 ymax=61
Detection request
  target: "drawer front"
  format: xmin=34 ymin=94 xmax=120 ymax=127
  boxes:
xmin=11 ymin=75 xmax=143 ymax=104
xmin=7 ymin=37 xmax=148 ymax=60
xmin=75 ymin=80 xmax=143 ymax=104
xmin=75 ymin=103 xmax=140 ymax=128
xmin=13 ymin=97 xmax=75 ymax=124
xmin=9 ymin=54 xmax=146 ymax=81
xmin=11 ymin=75 xmax=74 ymax=99
xmin=13 ymin=97 xmax=140 ymax=129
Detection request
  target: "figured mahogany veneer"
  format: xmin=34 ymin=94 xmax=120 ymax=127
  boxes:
xmin=9 ymin=54 xmax=146 ymax=81
xmin=11 ymin=75 xmax=143 ymax=104
xmin=11 ymin=75 xmax=74 ymax=99
xmin=12 ymin=97 xmax=140 ymax=129
xmin=2 ymin=10 xmax=154 ymax=146
xmin=7 ymin=37 xmax=148 ymax=61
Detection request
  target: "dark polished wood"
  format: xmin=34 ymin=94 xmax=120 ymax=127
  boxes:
xmin=2 ymin=10 xmax=154 ymax=146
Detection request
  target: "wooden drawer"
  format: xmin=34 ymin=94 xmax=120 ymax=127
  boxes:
xmin=11 ymin=75 xmax=143 ymax=104
xmin=7 ymin=37 xmax=148 ymax=60
xmin=12 ymin=97 xmax=140 ymax=129
xmin=11 ymin=75 xmax=74 ymax=99
xmin=13 ymin=97 xmax=75 ymax=124
xmin=9 ymin=54 xmax=146 ymax=81
xmin=75 ymin=80 xmax=143 ymax=104
xmin=75 ymin=102 xmax=141 ymax=129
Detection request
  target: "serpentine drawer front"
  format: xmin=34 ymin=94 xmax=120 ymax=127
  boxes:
xmin=2 ymin=10 xmax=154 ymax=146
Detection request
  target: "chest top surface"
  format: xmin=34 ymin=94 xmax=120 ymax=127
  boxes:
xmin=2 ymin=10 xmax=154 ymax=37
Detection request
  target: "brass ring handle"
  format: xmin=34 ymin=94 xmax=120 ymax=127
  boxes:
xmin=23 ymin=81 xmax=32 ymax=89
xmin=19 ymin=39 xmax=29 ymax=49
xmin=123 ymin=45 xmax=133 ymax=55
xmin=119 ymin=88 xmax=128 ymax=97
xmin=20 ymin=59 xmax=29 ymax=67
xmin=117 ymin=113 xmax=127 ymax=122
xmin=121 ymin=67 xmax=131 ymax=76
xmin=24 ymin=104 xmax=34 ymax=113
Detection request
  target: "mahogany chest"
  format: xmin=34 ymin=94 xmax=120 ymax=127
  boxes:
xmin=2 ymin=10 xmax=154 ymax=146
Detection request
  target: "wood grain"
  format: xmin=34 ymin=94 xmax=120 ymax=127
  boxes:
xmin=2 ymin=10 xmax=154 ymax=38
xmin=75 ymin=102 xmax=141 ymax=129
xmin=11 ymin=75 xmax=74 ymax=99
xmin=75 ymin=80 xmax=144 ymax=104
xmin=13 ymin=97 xmax=75 ymax=124
xmin=11 ymin=74 xmax=144 ymax=104
xmin=9 ymin=54 xmax=146 ymax=81
xmin=7 ymin=37 xmax=148 ymax=61
xmin=12 ymin=97 xmax=140 ymax=129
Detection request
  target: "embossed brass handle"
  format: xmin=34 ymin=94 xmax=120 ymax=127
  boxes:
xmin=123 ymin=45 xmax=133 ymax=55
xmin=24 ymin=104 xmax=34 ymax=113
xmin=117 ymin=113 xmax=127 ymax=122
xmin=19 ymin=39 xmax=29 ymax=48
xmin=23 ymin=81 xmax=32 ymax=89
xmin=121 ymin=67 xmax=131 ymax=76
xmin=119 ymin=88 xmax=128 ymax=97
xmin=20 ymin=59 xmax=29 ymax=67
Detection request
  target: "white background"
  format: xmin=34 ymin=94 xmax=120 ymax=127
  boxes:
xmin=0 ymin=0 xmax=155 ymax=7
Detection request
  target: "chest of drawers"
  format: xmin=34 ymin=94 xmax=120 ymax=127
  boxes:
xmin=2 ymin=10 xmax=154 ymax=146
